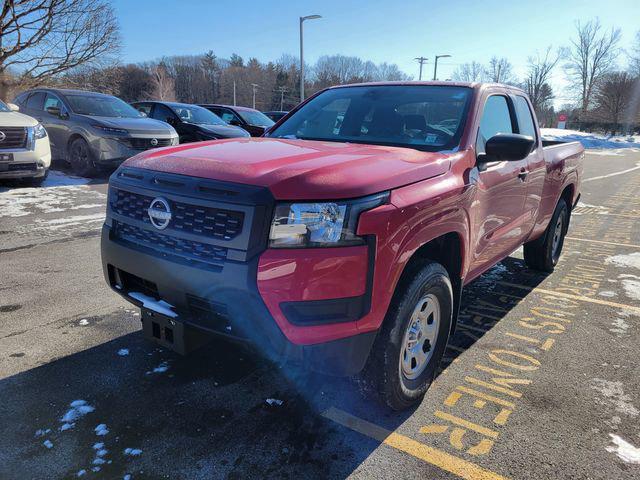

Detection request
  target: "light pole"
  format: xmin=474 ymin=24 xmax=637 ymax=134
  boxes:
xmin=251 ymin=83 xmax=259 ymax=109
xmin=433 ymin=54 xmax=451 ymax=80
xmin=300 ymin=14 xmax=322 ymax=103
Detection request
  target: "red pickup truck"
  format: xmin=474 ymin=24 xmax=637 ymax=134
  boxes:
xmin=101 ymin=82 xmax=583 ymax=409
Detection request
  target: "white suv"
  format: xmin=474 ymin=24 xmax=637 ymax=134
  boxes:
xmin=0 ymin=100 xmax=51 ymax=185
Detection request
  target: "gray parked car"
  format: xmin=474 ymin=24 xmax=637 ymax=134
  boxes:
xmin=14 ymin=88 xmax=179 ymax=176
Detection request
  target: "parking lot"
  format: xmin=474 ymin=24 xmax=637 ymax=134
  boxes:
xmin=1 ymin=149 xmax=639 ymax=479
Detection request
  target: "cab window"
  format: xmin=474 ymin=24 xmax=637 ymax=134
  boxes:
xmin=151 ymin=104 xmax=176 ymax=124
xmin=135 ymin=103 xmax=152 ymax=117
xmin=514 ymin=96 xmax=537 ymax=140
xmin=476 ymin=95 xmax=514 ymax=154
xmin=26 ymin=92 xmax=46 ymax=110
xmin=43 ymin=94 xmax=63 ymax=113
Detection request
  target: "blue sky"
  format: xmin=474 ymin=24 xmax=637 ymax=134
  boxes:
xmin=113 ymin=0 xmax=639 ymax=104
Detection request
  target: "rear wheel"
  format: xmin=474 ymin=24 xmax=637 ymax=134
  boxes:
xmin=68 ymin=137 xmax=97 ymax=177
xmin=523 ymin=198 xmax=569 ymax=272
xmin=365 ymin=261 xmax=452 ymax=410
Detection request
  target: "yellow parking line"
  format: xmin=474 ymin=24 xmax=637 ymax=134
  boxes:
xmin=322 ymin=407 xmax=509 ymax=480
xmin=496 ymin=281 xmax=640 ymax=314
xmin=565 ymin=237 xmax=640 ymax=249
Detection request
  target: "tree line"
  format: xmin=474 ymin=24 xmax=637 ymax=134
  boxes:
xmin=452 ymin=20 xmax=640 ymax=132
xmin=0 ymin=2 xmax=638 ymax=133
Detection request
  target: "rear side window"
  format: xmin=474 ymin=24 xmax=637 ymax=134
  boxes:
xmin=514 ymin=96 xmax=537 ymax=140
xmin=135 ymin=103 xmax=152 ymax=116
xmin=44 ymin=93 xmax=62 ymax=111
xmin=26 ymin=92 xmax=46 ymax=110
xmin=151 ymin=104 xmax=176 ymax=123
xmin=476 ymin=95 xmax=513 ymax=153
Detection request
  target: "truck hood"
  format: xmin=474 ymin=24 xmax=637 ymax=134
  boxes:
xmin=85 ymin=115 xmax=176 ymax=136
xmin=123 ymin=138 xmax=452 ymax=200
xmin=0 ymin=111 xmax=38 ymax=127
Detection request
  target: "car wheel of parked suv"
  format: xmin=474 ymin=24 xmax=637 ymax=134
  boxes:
xmin=68 ymin=137 xmax=97 ymax=177
xmin=365 ymin=261 xmax=452 ymax=410
xmin=523 ymin=198 xmax=569 ymax=273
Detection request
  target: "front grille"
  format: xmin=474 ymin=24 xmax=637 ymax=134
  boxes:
xmin=125 ymin=137 xmax=173 ymax=150
xmin=0 ymin=127 xmax=27 ymax=149
xmin=8 ymin=162 xmax=37 ymax=171
xmin=111 ymin=189 xmax=244 ymax=240
xmin=113 ymin=220 xmax=227 ymax=267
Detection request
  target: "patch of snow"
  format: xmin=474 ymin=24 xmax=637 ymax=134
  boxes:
xmin=34 ymin=428 xmax=51 ymax=438
xmin=610 ymin=317 xmax=630 ymax=336
xmin=0 ymin=182 xmax=104 ymax=218
xmin=43 ymin=439 xmax=53 ymax=449
xmin=619 ymin=276 xmax=640 ymax=301
xmin=77 ymin=470 xmax=87 ymax=477
xmin=117 ymin=348 xmax=130 ymax=356
xmin=92 ymin=458 xmax=106 ymax=465
xmin=32 ymin=213 xmax=104 ymax=231
xmin=599 ymin=291 xmax=616 ymax=298
xmin=95 ymin=448 xmax=107 ymax=457
xmin=91 ymin=466 xmax=101 ymax=472
xmin=606 ymin=434 xmax=640 ymax=464
xmin=94 ymin=424 xmax=109 ymax=436
xmin=78 ymin=319 xmax=89 ymax=326
xmin=124 ymin=447 xmax=142 ymax=456
xmin=60 ymin=400 xmax=95 ymax=423
xmin=265 ymin=398 xmax=284 ymax=406
xmin=60 ymin=422 xmax=75 ymax=431
xmin=591 ymin=379 xmax=639 ymax=417
xmin=541 ymin=128 xmax=640 ymax=150
xmin=147 ymin=361 xmax=170 ymax=375
xmin=123 ymin=475 xmax=132 ymax=480
xmin=93 ymin=442 xmax=105 ymax=450
xmin=128 ymin=292 xmax=177 ymax=318
xmin=605 ymin=253 xmax=640 ymax=270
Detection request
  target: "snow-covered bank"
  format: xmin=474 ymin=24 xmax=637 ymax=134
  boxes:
xmin=541 ymin=128 xmax=640 ymax=150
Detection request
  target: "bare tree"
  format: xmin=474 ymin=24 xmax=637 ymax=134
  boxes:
xmin=150 ymin=62 xmax=175 ymax=101
xmin=594 ymin=71 xmax=637 ymax=132
xmin=487 ymin=57 xmax=515 ymax=84
xmin=630 ymin=31 xmax=640 ymax=76
xmin=451 ymin=62 xmax=485 ymax=82
xmin=523 ymin=46 xmax=564 ymax=115
xmin=565 ymin=19 xmax=621 ymax=118
xmin=0 ymin=0 xmax=120 ymax=100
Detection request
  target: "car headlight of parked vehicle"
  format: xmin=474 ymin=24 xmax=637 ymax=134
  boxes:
xmin=91 ymin=124 xmax=129 ymax=135
xmin=33 ymin=123 xmax=47 ymax=139
xmin=269 ymin=192 xmax=388 ymax=248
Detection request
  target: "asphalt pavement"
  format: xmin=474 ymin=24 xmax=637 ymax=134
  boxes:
xmin=1 ymin=149 xmax=639 ymax=480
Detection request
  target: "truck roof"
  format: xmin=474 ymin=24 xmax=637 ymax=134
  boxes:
xmin=325 ymin=80 xmax=526 ymax=94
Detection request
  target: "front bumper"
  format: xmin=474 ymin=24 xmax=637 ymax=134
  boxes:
xmin=0 ymin=137 xmax=51 ymax=179
xmin=101 ymin=225 xmax=376 ymax=375
xmin=91 ymin=135 xmax=178 ymax=165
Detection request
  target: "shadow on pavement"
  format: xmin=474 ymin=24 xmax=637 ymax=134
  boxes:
xmin=0 ymin=256 xmax=549 ymax=479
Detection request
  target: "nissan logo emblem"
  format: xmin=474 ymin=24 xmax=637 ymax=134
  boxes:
xmin=0 ymin=131 xmax=5 ymax=142
xmin=148 ymin=197 xmax=172 ymax=230
xmin=150 ymin=138 xmax=158 ymax=146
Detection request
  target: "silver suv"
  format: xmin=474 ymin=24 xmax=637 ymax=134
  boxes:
xmin=14 ymin=88 xmax=178 ymax=176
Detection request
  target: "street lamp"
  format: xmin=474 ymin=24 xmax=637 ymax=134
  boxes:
xmin=433 ymin=54 xmax=452 ymax=80
xmin=300 ymin=14 xmax=322 ymax=103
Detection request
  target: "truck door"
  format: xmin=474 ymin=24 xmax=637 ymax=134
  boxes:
xmin=469 ymin=94 xmax=529 ymax=278
xmin=512 ymin=94 xmax=545 ymax=235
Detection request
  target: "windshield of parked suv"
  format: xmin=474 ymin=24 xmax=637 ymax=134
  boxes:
xmin=65 ymin=94 xmax=142 ymax=118
xmin=269 ymin=85 xmax=472 ymax=152
xmin=237 ymin=109 xmax=275 ymax=127
xmin=0 ymin=100 xmax=10 ymax=112
xmin=171 ymin=104 xmax=227 ymax=126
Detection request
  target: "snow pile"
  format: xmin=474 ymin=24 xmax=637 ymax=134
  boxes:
xmin=605 ymin=252 xmax=640 ymax=270
xmin=94 ymin=424 xmax=109 ymax=436
xmin=606 ymin=434 xmax=640 ymax=464
xmin=541 ymin=128 xmax=640 ymax=150
xmin=124 ymin=447 xmax=143 ymax=456
xmin=117 ymin=348 xmax=130 ymax=356
xmin=60 ymin=400 xmax=95 ymax=430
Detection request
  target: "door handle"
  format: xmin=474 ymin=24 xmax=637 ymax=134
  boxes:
xmin=518 ymin=169 xmax=528 ymax=181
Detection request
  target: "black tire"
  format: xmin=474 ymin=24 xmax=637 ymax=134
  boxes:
xmin=22 ymin=169 xmax=49 ymax=187
xmin=523 ymin=198 xmax=569 ymax=272
xmin=365 ymin=261 xmax=452 ymax=410
xmin=68 ymin=137 xmax=97 ymax=177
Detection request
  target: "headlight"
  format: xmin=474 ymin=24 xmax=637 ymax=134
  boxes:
xmin=33 ymin=123 xmax=47 ymax=139
xmin=91 ymin=124 xmax=129 ymax=135
xmin=171 ymin=136 xmax=179 ymax=145
xmin=269 ymin=192 xmax=388 ymax=248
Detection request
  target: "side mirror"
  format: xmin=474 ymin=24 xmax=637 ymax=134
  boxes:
xmin=46 ymin=106 xmax=61 ymax=116
xmin=482 ymin=133 xmax=535 ymax=162
xmin=7 ymin=103 xmax=19 ymax=112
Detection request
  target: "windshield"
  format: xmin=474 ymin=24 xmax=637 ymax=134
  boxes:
xmin=65 ymin=94 xmax=142 ymax=118
xmin=268 ymin=85 xmax=472 ymax=151
xmin=0 ymin=100 xmax=10 ymax=112
xmin=238 ymin=109 xmax=275 ymax=127
xmin=171 ymin=104 xmax=226 ymax=125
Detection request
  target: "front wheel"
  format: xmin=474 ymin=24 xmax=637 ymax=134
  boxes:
xmin=523 ymin=198 xmax=569 ymax=272
xmin=365 ymin=261 xmax=452 ymax=410
xmin=68 ymin=137 xmax=97 ymax=177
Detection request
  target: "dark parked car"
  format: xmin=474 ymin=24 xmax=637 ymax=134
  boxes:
xmin=199 ymin=104 xmax=275 ymax=137
xmin=263 ymin=111 xmax=289 ymax=122
xmin=14 ymin=88 xmax=178 ymax=176
xmin=131 ymin=101 xmax=250 ymax=144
